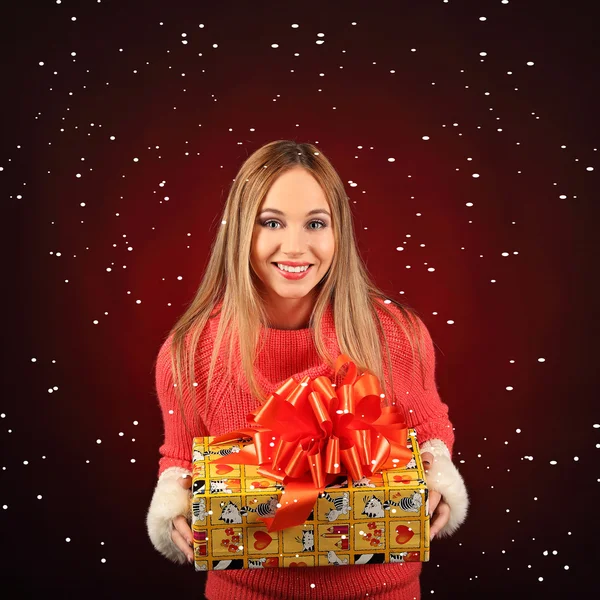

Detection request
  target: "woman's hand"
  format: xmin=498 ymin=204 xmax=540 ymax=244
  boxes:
xmin=171 ymin=474 xmax=194 ymax=563
xmin=421 ymin=451 xmax=451 ymax=540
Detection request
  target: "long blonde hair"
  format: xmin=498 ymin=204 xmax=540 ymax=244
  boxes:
xmin=163 ymin=140 xmax=429 ymax=435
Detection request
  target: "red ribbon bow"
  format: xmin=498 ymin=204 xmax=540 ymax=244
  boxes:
xmin=209 ymin=353 xmax=412 ymax=531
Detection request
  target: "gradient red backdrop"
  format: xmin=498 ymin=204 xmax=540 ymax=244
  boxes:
xmin=4 ymin=1 xmax=597 ymax=598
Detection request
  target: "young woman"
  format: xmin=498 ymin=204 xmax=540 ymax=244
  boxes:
xmin=146 ymin=140 xmax=469 ymax=599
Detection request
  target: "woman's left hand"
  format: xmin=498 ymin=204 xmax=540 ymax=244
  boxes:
xmin=421 ymin=451 xmax=451 ymax=540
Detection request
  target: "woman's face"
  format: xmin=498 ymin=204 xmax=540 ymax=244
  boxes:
xmin=250 ymin=167 xmax=335 ymax=310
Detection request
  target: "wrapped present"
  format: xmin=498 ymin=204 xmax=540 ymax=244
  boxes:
xmin=190 ymin=354 xmax=430 ymax=570
xmin=191 ymin=430 xmax=430 ymax=570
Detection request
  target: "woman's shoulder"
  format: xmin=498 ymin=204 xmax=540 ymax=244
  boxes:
xmin=158 ymin=308 xmax=220 ymax=360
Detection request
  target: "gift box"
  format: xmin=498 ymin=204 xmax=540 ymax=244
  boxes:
xmin=190 ymin=354 xmax=430 ymax=571
xmin=190 ymin=429 xmax=430 ymax=570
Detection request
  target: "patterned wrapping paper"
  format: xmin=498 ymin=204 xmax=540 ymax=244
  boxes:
xmin=191 ymin=429 xmax=430 ymax=571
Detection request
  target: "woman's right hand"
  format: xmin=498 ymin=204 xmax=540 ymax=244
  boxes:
xmin=172 ymin=474 xmax=194 ymax=563
xmin=147 ymin=466 xmax=195 ymax=565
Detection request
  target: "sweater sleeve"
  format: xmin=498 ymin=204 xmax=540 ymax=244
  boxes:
xmin=386 ymin=310 xmax=455 ymax=459
xmin=155 ymin=334 xmax=209 ymax=478
xmin=387 ymin=310 xmax=470 ymax=537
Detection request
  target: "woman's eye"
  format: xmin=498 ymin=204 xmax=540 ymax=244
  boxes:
xmin=262 ymin=220 xmax=326 ymax=230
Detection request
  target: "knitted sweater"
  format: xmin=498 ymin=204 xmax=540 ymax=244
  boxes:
xmin=153 ymin=299 xmax=456 ymax=600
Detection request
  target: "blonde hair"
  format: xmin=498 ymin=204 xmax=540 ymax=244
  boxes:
xmin=164 ymin=140 xmax=429 ymax=435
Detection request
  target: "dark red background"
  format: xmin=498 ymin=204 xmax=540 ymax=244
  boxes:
xmin=3 ymin=1 xmax=598 ymax=598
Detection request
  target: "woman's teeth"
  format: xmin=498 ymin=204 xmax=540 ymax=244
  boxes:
xmin=276 ymin=263 xmax=310 ymax=273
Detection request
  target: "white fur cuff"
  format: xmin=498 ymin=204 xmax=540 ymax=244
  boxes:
xmin=146 ymin=466 xmax=193 ymax=565
xmin=420 ymin=438 xmax=452 ymax=461
xmin=420 ymin=439 xmax=469 ymax=538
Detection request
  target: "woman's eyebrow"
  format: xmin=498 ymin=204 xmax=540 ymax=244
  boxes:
xmin=259 ymin=208 xmax=331 ymax=217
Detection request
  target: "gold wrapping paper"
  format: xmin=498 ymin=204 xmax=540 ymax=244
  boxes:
xmin=191 ymin=429 xmax=430 ymax=571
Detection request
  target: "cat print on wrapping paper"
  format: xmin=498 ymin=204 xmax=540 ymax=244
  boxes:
xmin=321 ymin=491 xmax=350 ymax=522
xmin=203 ymin=445 xmax=241 ymax=459
xmin=394 ymin=491 xmax=423 ymax=514
xmin=404 ymin=456 xmax=417 ymax=469
xmin=192 ymin=497 xmax=207 ymax=523
xmin=326 ymin=550 xmax=349 ymax=565
xmin=294 ymin=530 xmax=315 ymax=552
xmin=193 ymin=479 xmax=233 ymax=495
xmin=325 ymin=475 xmax=375 ymax=490
xmin=352 ymin=476 xmax=376 ymax=488
xmin=362 ymin=495 xmax=403 ymax=519
xmin=390 ymin=552 xmax=409 ymax=563
xmin=240 ymin=496 xmax=278 ymax=519
xmin=219 ymin=500 xmax=243 ymax=524
xmin=192 ymin=446 xmax=241 ymax=462
xmin=323 ymin=474 xmax=387 ymax=490
xmin=248 ymin=558 xmax=267 ymax=568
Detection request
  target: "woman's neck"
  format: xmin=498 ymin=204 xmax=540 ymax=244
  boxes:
xmin=264 ymin=296 xmax=315 ymax=330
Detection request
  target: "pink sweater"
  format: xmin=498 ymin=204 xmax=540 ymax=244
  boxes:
xmin=154 ymin=299 xmax=455 ymax=600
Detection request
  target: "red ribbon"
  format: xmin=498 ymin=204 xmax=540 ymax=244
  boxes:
xmin=209 ymin=354 xmax=412 ymax=532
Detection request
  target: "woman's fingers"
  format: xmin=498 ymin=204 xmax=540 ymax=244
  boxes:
xmin=421 ymin=451 xmax=434 ymax=470
xmin=429 ymin=500 xmax=451 ymax=539
xmin=423 ymin=453 xmax=447 ymax=540
xmin=172 ymin=514 xmax=194 ymax=562
xmin=171 ymin=526 xmax=194 ymax=562
xmin=178 ymin=474 xmax=192 ymax=489
xmin=171 ymin=476 xmax=193 ymax=562
xmin=428 ymin=489 xmax=441 ymax=515
xmin=173 ymin=515 xmax=193 ymax=545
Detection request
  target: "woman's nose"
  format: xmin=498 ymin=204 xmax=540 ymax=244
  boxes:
xmin=280 ymin=228 xmax=306 ymax=252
